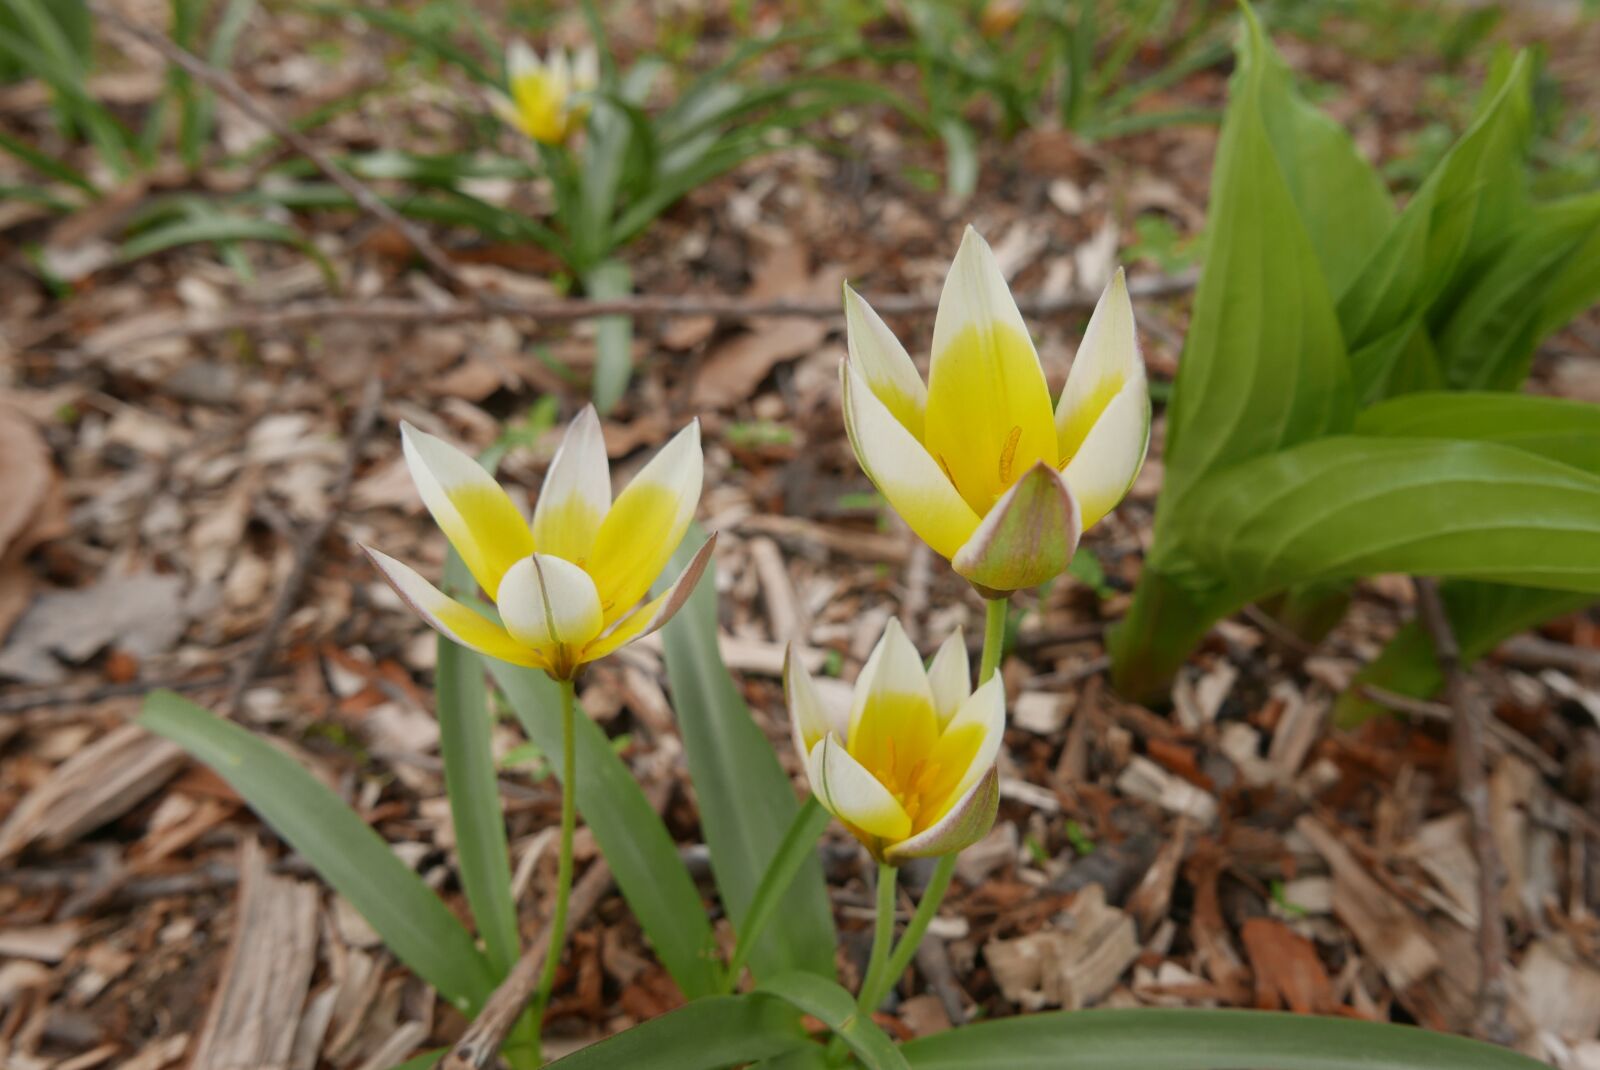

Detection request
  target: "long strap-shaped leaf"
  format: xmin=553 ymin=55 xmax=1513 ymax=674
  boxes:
xmin=900 ymin=1009 xmax=1546 ymax=1070
xmin=756 ymin=972 xmax=909 ymax=1070
xmin=486 ymin=659 xmax=723 ymax=998
xmin=437 ymin=550 xmax=520 ymax=977
xmin=1356 ymin=391 xmax=1600 ymax=473
xmin=547 ymin=995 xmax=811 ymax=1069
xmin=657 ymin=526 xmax=837 ymax=982
xmin=139 ymin=691 xmax=497 ymax=1012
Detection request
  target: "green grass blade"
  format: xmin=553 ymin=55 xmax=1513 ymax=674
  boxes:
xmin=755 ymin=973 xmax=908 ymax=1070
xmin=486 ymin=659 xmax=723 ymax=999
xmin=437 ymin=549 xmax=519 ymax=977
xmin=902 ymin=1008 xmax=1546 ymax=1070
xmin=585 ymin=260 xmax=632 ymax=414
xmin=548 ymin=995 xmax=809 ymax=1069
xmin=138 ymin=691 xmax=496 ymax=1011
xmin=657 ymin=526 xmax=837 ymax=982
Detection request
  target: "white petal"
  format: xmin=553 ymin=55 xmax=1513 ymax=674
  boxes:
xmin=941 ymin=674 xmax=1007 ymax=801
xmin=930 ymin=225 xmax=1035 ymax=366
xmin=950 ymin=461 xmax=1081 ymax=595
xmin=844 ymin=284 xmax=927 ymax=440
xmin=1055 ymin=268 xmax=1146 ymax=463
xmin=1061 ymin=380 xmax=1150 ymax=530
xmin=849 ymin=617 xmax=935 ymax=740
xmin=533 ymin=405 xmax=611 ymax=563
xmin=573 ymin=46 xmax=599 ymax=90
xmin=583 ymin=535 xmax=715 ymax=662
xmin=841 ymin=359 xmax=979 ymax=561
xmin=497 ymin=553 xmax=605 ymax=654
xmin=507 ymin=39 xmax=540 ymax=79
xmin=400 ymin=421 xmax=534 ymax=598
xmin=364 ymin=546 xmax=541 ymax=668
xmin=807 ymin=735 xmax=911 ymax=841
xmin=785 ymin=643 xmax=839 ymax=761
xmin=925 ymin=628 xmax=970 ymax=728
xmin=885 ymin=767 xmax=1000 ymax=864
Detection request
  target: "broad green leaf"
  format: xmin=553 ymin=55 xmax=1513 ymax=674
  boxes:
xmin=139 ymin=691 xmax=496 ymax=1011
xmin=1158 ymin=8 xmax=1351 ymax=511
xmin=1337 ymin=581 xmax=1594 ymax=726
xmin=1175 ymin=436 xmax=1600 ymax=597
xmin=437 ymin=550 xmax=519 ymax=977
xmin=1431 ymin=192 xmax=1600 ymax=390
xmin=586 ymin=260 xmax=633 ymax=415
xmin=901 ymin=1008 xmax=1547 ymax=1070
xmin=548 ymin=995 xmax=810 ymax=1069
xmin=486 ymin=659 xmax=723 ymax=998
xmin=1248 ymin=12 xmax=1391 ymax=295
xmin=657 ymin=527 xmax=837 ymax=982
xmin=1357 ymin=392 xmax=1600 ymax=473
xmin=1338 ymin=53 xmax=1532 ymax=355
xmin=1347 ymin=316 xmax=1443 ymax=407
xmin=756 ymin=973 xmax=909 ymax=1070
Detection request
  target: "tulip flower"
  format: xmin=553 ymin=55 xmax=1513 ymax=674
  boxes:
xmin=365 ymin=408 xmax=713 ymax=681
xmin=841 ymin=226 xmax=1148 ymax=595
xmin=785 ymin=620 xmax=1004 ymax=865
xmin=490 ymin=40 xmax=599 ymax=146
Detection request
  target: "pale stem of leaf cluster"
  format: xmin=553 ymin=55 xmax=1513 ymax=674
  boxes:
xmin=853 ymin=599 xmax=1006 ymax=1016
xmin=530 ymin=678 xmax=579 ymax=1055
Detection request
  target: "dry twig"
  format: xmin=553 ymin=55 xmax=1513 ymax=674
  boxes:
xmin=82 ymin=272 xmax=1198 ymax=353
xmin=1411 ymin=577 xmax=1512 ymax=1043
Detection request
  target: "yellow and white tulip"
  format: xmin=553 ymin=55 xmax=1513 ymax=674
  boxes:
xmin=842 ymin=226 xmax=1149 ymax=595
xmin=786 ymin=620 xmax=1004 ymax=865
xmin=365 ymin=408 xmax=712 ymax=681
xmin=490 ymin=40 xmax=598 ymax=146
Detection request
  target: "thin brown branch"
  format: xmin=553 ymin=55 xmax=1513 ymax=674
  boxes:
xmin=443 ymin=859 xmax=614 ymax=1070
xmin=81 ymin=271 xmax=1198 ymax=354
xmin=226 ymin=377 xmax=385 ymax=714
xmin=88 ymin=3 xmax=470 ymax=290
xmin=1411 ymin=577 xmax=1512 ymax=1044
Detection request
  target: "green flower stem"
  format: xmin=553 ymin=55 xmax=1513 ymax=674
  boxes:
xmin=529 ymin=677 xmax=579 ymax=1057
xmin=856 ymin=862 xmax=898 ymax=1011
xmin=979 ymin=596 xmax=1007 ymax=683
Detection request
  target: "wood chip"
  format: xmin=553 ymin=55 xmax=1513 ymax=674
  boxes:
xmin=1116 ymin=756 xmax=1217 ymax=825
xmin=984 ymin=885 xmax=1139 ymax=1010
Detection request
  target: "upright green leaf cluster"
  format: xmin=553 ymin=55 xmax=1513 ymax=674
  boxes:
xmin=1110 ymin=7 xmax=1600 ymax=706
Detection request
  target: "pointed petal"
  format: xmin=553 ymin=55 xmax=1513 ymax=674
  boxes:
xmin=844 ymin=284 xmax=927 ymax=440
xmin=364 ymin=546 xmax=543 ymax=668
xmin=842 ymin=360 xmax=980 ymax=561
xmin=1062 ymin=381 xmax=1150 ymax=530
xmin=939 ymin=673 xmax=1007 ymax=801
xmin=785 ymin=640 xmax=843 ymax=760
xmin=808 ymin=735 xmax=911 ymax=841
xmin=885 ymin=766 xmax=1000 ymax=864
xmin=507 ymin=39 xmax=540 ymax=80
xmin=497 ymin=554 xmax=605 ymax=661
xmin=573 ymin=46 xmax=599 ymax=90
xmin=533 ymin=405 xmax=611 ymax=564
xmin=849 ymin=617 xmax=935 ymax=738
xmin=924 ymin=226 xmax=1056 ymax=513
xmin=587 ymin=420 xmax=702 ymax=623
xmin=400 ymin=422 xmax=534 ymax=598
xmin=952 ymin=461 xmax=1081 ymax=594
xmin=925 ymin=627 xmax=970 ymax=728
xmin=1056 ymin=268 xmax=1146 ymax=464
xmin=582 ymin=534 xmax=715 ymax=662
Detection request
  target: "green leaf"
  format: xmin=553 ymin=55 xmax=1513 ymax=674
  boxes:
xmin=119 ymin=214 xmax=335 ymax=285
xmin=437 ymin=551 xmax=519 ymax=977
xmin=725 ymin=797 xmax=831 ymax=989
xmin=548 ymin=994 xmax=810 ymax=1070
xmin=138 ymin=691 xmax=496 ymax=1011
xmin=936 ymin=115 xmax=977 ymax=200
xmin=1337 ymin=581 xmax=1594 ymax=726
xmin=1157 ymin=6 xmax=1351 ymax=512
xmin=1431 ymin=192 xmax=1600 ymax=390
xmin=756 ymin=973 xmax=909 ymax=1070
xmin=1174 ymin=436 xmax=1600 ymax=598
xmin=1356 ymin=392 xmax=1600 ymax=474
xmin=1248 ymin=15 xmax=1392 ymax=295
xmin=1338 ymin=53 xmax=1532 ymax=356
xmin=486 ymin=659 xmax=723 ymax=998
xmin=586 ymin=260 xmax=633 ymax=415
xmin=900 ymin=1008 xmax=1547 ymax=1070
xmin=657 ymin=527 xmax=837 ymax=982
xmin=307 ymin=4 xmax=492 ymax=82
